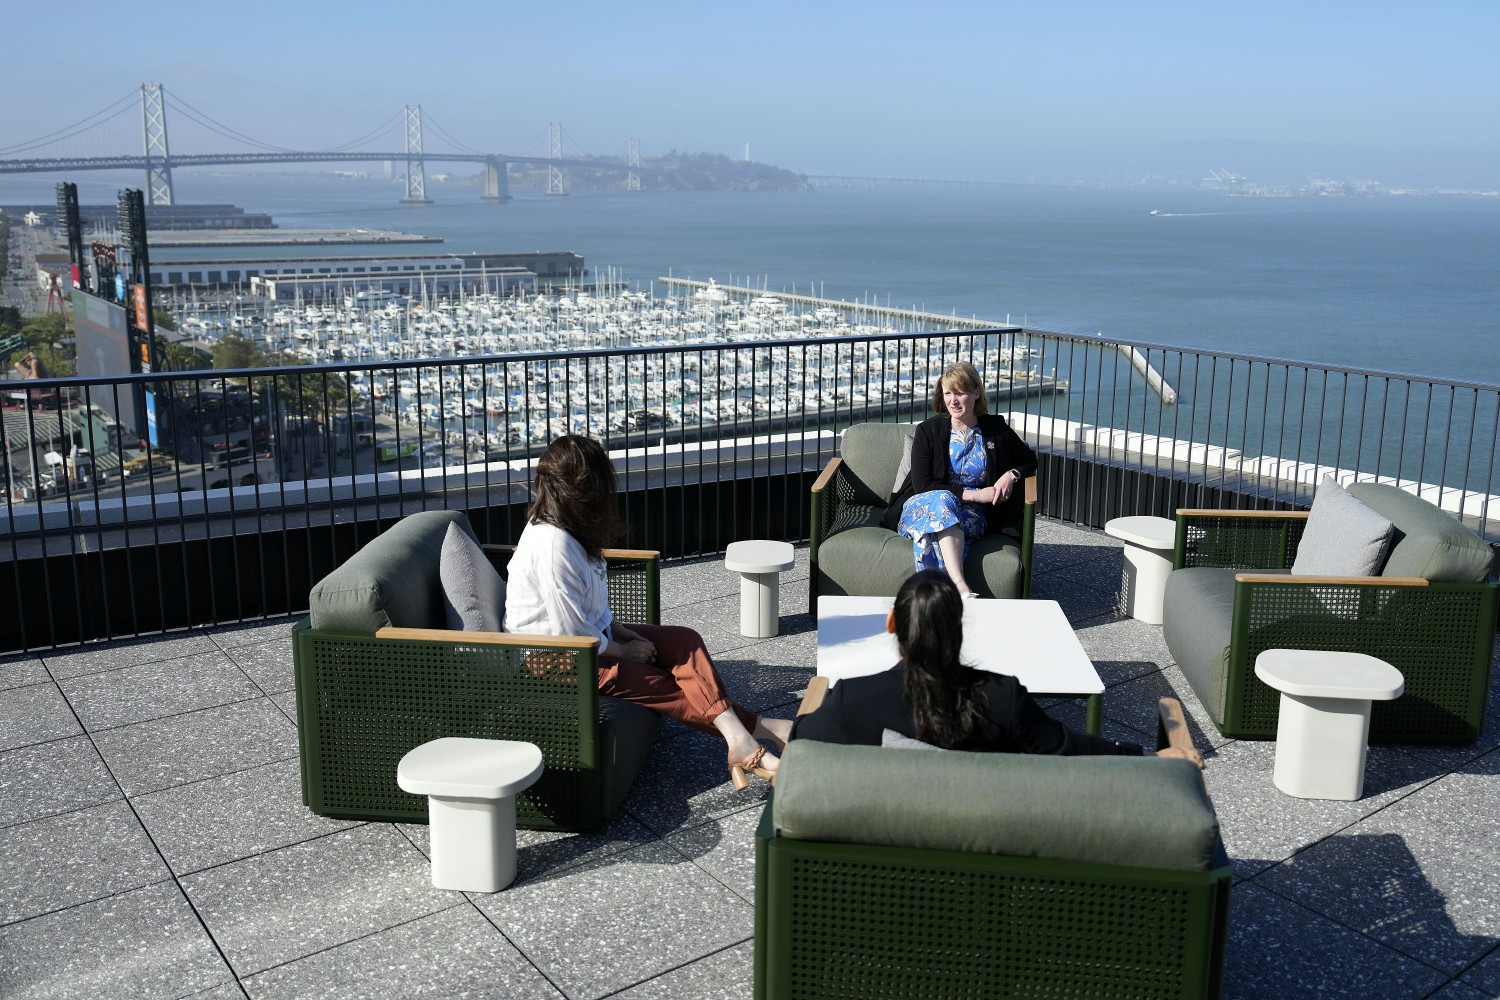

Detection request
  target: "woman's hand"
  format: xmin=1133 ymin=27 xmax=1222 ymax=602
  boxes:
xmin=620 ymin=638 xmax=658 ymax=664
xmin=1156 ymin=746 xmax=1205 ymax=769
xmin=967 ymin=473 xmax=1015 ymax=505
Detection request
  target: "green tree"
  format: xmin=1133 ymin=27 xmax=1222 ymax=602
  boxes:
xmin=14 ymin=312 xmax=75 ymax=377
xmin=153 ymin=333 xmax=210 ymax=372
xmin=152 ymin=308 xmax=178 ymax=332
xmin=211 ymin=332 xmax=266 ymax=370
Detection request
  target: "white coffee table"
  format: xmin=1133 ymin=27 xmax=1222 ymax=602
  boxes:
xmin=816 ymin=596 xmax=1107 ymax=733
xmin=724 ymin=539 xmax=796 ymax=637
xmin=1104 ymin=515 xmax=1177 ymax=625
xmin=1255 ymin=649 xmax=1404 ymax=801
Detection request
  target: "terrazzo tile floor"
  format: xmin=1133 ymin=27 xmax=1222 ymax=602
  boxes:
xmin=2 ymin=519 xmax=1497 ymax=999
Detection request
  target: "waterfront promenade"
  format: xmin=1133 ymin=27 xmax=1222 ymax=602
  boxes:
xmin=2 ymin=520 xmax=1498 ymax=999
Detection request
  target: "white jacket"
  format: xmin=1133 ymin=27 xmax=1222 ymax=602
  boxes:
xmin=502 ymin=520 xmax=612 ymax=652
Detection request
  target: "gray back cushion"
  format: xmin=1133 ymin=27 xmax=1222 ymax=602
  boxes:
xmin=773 ymin=740 xmax=1221 ymax=871
xmin=1346 ymin=483 xmax=1493 ymax=583
xmin=439 ymin=521 xmax=508 ymax=632
xmin=1290 ymin=476 xmax=1394 ymax=578
xmin=308 ymin=510 xmax=476 ymax=631
xmin=840 ymin=422 xmax=919 ymax=507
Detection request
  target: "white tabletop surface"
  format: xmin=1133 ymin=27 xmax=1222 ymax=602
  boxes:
xmin=724 ymin=539 xmax=796 ymax=573
xmin=397 ymin=737 xmax=545 ymax=799
xmin=1255 ymin=649 xmax=1405 ymax=701
xmin=1103 ymin=515 xmax=1177 ymax=549
xmin=816 ymin=596 xmax=1103 ymax=697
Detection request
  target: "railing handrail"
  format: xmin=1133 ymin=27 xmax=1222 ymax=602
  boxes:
xmin=8 ymin=324 xmax=1496 ymax=395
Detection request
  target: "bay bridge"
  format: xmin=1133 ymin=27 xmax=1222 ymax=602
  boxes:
xmin=0 ymin=83 xmax=651 ymax=205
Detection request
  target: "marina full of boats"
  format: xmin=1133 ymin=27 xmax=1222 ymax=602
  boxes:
xmin=163 ymin=280 xmax=1064 ymax=453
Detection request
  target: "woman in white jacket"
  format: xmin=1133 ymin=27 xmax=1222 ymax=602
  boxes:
xmin=504 ymin=435 xmax=790 ymax=788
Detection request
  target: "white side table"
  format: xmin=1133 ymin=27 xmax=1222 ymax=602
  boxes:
xmin=1255 ymin=649 xmax=1404 ymax=801
xmin=1103 ymin=515 xmax=1177 ymax=625
xmin=397 ymin=737 xmax=544 ymax=892
xmin=724 ymin=540 xmax=796 ymax=637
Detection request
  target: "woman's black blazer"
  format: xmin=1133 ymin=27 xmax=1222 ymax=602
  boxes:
xmin=881 ymin=413 xmax=1038 ymax=533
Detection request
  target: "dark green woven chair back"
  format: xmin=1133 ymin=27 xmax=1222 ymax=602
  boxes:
xmin=295 ymin=623 xmax=601 ymax=829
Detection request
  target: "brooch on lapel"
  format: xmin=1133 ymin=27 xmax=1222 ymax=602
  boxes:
xmin=985 ymin=441 xmax=994 ymax=450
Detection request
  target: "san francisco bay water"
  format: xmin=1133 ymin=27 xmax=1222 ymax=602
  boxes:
xmin=8 ymin=171 xmax=1498 ymax=386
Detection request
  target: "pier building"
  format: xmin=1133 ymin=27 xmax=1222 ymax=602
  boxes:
xmin=146 ymin=251 xmax=586 ymax=290
xmin=250 ymin=267 xmax=535 ymax=302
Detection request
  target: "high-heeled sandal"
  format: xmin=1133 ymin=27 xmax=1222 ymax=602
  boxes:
xmin=729 ymin=746 xmax=775 ymax=790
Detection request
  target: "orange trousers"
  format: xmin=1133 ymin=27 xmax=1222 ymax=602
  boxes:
xmin=596 ymin=623 xmax=757 ymax=735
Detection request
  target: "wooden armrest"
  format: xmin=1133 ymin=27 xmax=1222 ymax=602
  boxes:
xmin=601 ymin=547 xmax=660 ymax=561
xmin=1176 ymin=508 xmax=1309 ymax=520
xmin=1157 ymin=696 xmax=1209 ymax=795
xmin=481 ymin=543 xmax=658 ymax=562
xmin=810 ymin=456 xmax=843 ymax=494
xmin=1023 ymin=475 xmax=1037 ymax=505
xmin=1157 ymin=697 xmax=1192 ymax=752
xmin=797 ymin=675 xmax=829 ymax=717
xmin=374 ymin=626 xmax=598 ymax=651
xmin=1234 ymin=573 xmax=1428 ymax=587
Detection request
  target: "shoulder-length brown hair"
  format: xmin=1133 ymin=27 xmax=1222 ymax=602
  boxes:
xmin=528 ymin=435 xmax=623 ymax=558
xmin=930 ymin=361 xmax=989 ymax=416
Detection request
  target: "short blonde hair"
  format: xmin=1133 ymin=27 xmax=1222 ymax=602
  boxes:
xmin=931 ymin=361 xmax=989 ymax=416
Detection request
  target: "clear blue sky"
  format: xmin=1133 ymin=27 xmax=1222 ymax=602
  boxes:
xmin=6 ymin=1 xmax=1498 ymax=185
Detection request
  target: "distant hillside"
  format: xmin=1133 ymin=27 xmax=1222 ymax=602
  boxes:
xmin=505 ymin=151 xmax=809 ymax=192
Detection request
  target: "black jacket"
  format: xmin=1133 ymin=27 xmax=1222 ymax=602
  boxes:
xmin=792 ymin=662 xmax=1144 ymax=756
xmin=881 ymin=413 xmax=1038 ymax=533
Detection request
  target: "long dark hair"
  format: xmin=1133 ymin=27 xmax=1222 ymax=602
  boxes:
xmin=896 ymin=570 xmax=989 ymax=747
xmin=528 ymin=435 xmax=623 ymax=558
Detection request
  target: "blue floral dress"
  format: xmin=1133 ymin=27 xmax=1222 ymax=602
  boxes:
xmin=897 ymin=427 xmax=989 ymax=572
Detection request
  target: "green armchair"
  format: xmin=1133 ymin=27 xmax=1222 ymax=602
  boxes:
xmin=755 ymin=739 xmax=1230 ymax=1000
xmin=1162 ymin=484 xmax=1498 ymax=743
xmin=293 ymin=509 xmax=661 ymax=832
xmin=809 ymin=421 xmax=1036 ymax=614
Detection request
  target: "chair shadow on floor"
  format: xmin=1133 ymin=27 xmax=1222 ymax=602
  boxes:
xmin=1228 ymin=833 xmax=1500 ymax=997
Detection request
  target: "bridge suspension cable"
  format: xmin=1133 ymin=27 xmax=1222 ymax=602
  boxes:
xmin=420 ymin=112 xmax=484 ymax=155
xmin=0 ymin=90 xmax=138 ymax=155
xmin=315 ymin=109 xmax=406 ymax=153
xmin=164 ymin=91 xmax=299 ymax=153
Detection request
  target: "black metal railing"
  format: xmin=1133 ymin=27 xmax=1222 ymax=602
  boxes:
xmin=2 ymin=326 xmax=1495 ymax=651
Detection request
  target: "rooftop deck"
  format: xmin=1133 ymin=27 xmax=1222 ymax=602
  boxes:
xmin=2 ymin=517 xmax=1497 ymax=999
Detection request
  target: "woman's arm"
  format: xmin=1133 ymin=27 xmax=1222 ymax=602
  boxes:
xmin=1000 ymin=678 xmax=1145 ymax=756
xmin=790 ymin=679 xmax=854 ymax=744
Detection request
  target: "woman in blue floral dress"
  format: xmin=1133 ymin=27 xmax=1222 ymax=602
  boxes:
xmin=885 ymin=362 xmax=1038 ymax=597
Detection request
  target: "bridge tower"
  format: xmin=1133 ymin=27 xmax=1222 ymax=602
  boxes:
xmin=627 ymin=138 xmax=641 ymax=192
xmin=482 ymin=155 xmax=511 ymax=202
xmin=401 ymin=104 xmax=432 ymax=204
xmin=546 ymin=122 xmax=565 ymax=196
xmin=140 ymin=83 xmax=174 ymax=206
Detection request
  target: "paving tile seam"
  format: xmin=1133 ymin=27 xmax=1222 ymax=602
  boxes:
xmin=42 ymin=637 xmax=219 ymax=678
xmin=460 ymin=895 xmax=571 ymax=998
xmin=594 ymin=938 xmax=753 ymax=999
xmin=1243 ymin=875 xmax=1464 ymax=979
xmin=0 ymin=787 xmax=128 ymax=833
xmin=74 ymin=689 xmax=270 ymax=736
xmin=127 ymin=751 xmax=303 ymax=806
xmin=236 ymin=899 xmax=476 ymax=984
xmin=0 ymin=722 xmax=93 ymax=760
xmin=0 ymin=871 xmax=179 ymax=932
xmin=172 ymin=820 xmax=375 ymax=879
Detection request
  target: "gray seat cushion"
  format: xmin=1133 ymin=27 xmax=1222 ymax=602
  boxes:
xmin=1162 ymin=567 xmax=1244 ymax=723
xmin=818 ymin=508 xmax=1024 ymax=600
xmin=309 ymin=510 xmax=475 ymax=631
xmin=440 ymin=521 xmax=508 ymax=632
xmin=1346 ymin=483 xmax=1493 ymax=583
xmin=774 ymin=740 xmax=1220 ymax=872
xmin=597 ymin=695 xmax=660 ymax=817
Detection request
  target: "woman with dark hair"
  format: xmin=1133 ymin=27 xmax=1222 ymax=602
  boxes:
xmin=884 ymin=360 xmax=1038 ymax=598
xmin=793 ymin=571 xmax=1204 ymax=765
xmin=504 ymin=435 xmax=791 ymax=787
